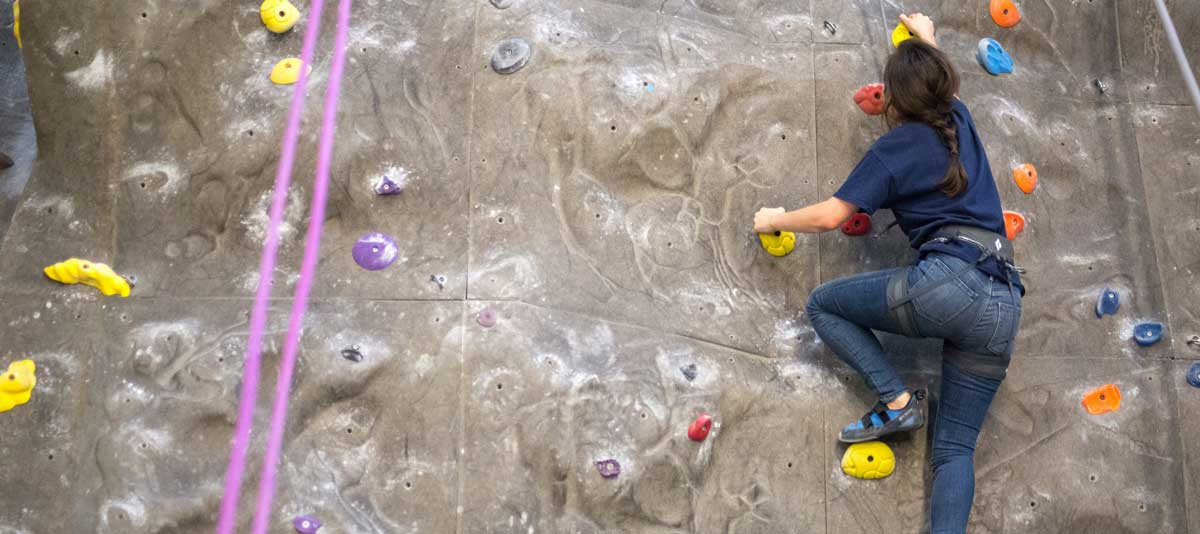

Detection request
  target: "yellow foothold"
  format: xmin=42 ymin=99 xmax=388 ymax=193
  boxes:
xmin=758 ymin=231 xmax=797 ymax=257
xmin=891 ymin=22 xmax=915 ymax=48
xmin=260 ymin=0 xmax=300 ymax=34
xmin=0 ymin=360 xmax=36 ymax=413
xmin=43 ymin=258 xmax=132 ymax=297
xmin=12 ymin=0 xmax=20 ymax=49
xmin=270 ymin=58 xmax=311 ymax=85
xmin=841 ymin=441 xmax=896 ymax=480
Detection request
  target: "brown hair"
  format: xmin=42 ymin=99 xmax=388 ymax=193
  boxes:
xmin=883 ymin=39 xmax=967 ymax=197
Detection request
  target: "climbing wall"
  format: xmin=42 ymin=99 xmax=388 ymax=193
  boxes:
xmin=0 ymin=0 xmax=1197 ymax=532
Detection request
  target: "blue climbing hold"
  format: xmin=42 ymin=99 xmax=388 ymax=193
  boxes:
xmin=1095 ymin=288 xmax=1120 ymax=318
xmin=1133 ymin=322 xmax=1164 ymax=347
xmin=1187 ymin=362 xmax=1200 ymax=389
xmin=976 ymin=38 xmax=1013 ymax=76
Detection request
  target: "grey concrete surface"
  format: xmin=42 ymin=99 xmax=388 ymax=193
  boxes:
xmin=0 ymin=0 xmax=1197 ymax=532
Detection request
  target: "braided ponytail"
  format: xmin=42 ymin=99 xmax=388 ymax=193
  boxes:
xmin=882 ymin=39 xmax=968 ymax=198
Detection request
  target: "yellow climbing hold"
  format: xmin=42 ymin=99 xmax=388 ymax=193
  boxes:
xmin=841 ymin=441 xmax=896 ymax=480
xmin=44 ymin=258 xmax=132 ymax=297
xmin=891 ymin=22 xmax=916 ymax=48
xmin=0 ymin=360 xmax=36 ymax=413
xmin=270 ymin=58 xmax=310 ymax=85
xmin=12 ymin=0 xmax=20 ymax=49
xmin=260 ymin=0 xmax=300 ymax=34
xmin=759 ymin=231 xmax=796 ymax=257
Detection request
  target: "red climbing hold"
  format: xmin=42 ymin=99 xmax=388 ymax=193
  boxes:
xmin=853 ymin=83 xmax=885 ymax=116
xmin=1003 ymin=210 xmax=1025 ymax=240
xmin=1012 ymin=163 xmax=1037 ymax=194
xmin=990 ymin=0 xmax=1022 ymax=28
xmin=688 ymin=413 xmax=713 ymax=441
xmin=841 ymin=212 xmax=872 ymax=236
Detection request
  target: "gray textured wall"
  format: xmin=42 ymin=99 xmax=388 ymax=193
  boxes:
xmin=0 ymin=0 xmax=1197 ymax=533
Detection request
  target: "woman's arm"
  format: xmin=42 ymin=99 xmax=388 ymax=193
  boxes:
xmin=753 ymin=197 xmax=858 ymax=234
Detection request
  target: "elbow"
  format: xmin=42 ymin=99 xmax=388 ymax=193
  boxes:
xmin=816 ymin=214 xmax=845 ymax=232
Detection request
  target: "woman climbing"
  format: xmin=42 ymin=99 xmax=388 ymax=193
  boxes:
xmin=752 ymin=13 xmax=1024 ymax=533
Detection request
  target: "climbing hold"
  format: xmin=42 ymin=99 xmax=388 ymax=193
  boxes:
xmin=0 ymin=151 xmax=13 ymax=170
xmin=595 ymin=459 xmax=621 ymax=478
xmin=1095 ymin=288 xmax=1120 ymax=318
xmin=375 ymin=175 xmax=404 ymax=196
xmin=824 ymin=20 xmax=839 ymax=36
xmin=477 ymin=307 xmax=498 ymax=328
xmin=0 ymin=360 xmax=36 ymax=413
xmin=759 ymin=231 xmax=796 ymax=257
xmin=1012 ymin=164 xmax=1037 ymax=194
xmin=976 ymin=38 xmax=1014 ymax=76
xmin=1094 ymin=79 xmax=1110 ymax=94
xmin=489 ymin=0 xmax=514 ymax=9
xmin=341 ymin=346 xmax=363 ymax=363
xmin=1187 ymin=362 xmax=1200 ymax=389
xmin=853 ymin=83 xmax=885 ymax=116
xmin=688 ymin=413 xmax=713 ymax=441
xmin=841 ymin=213 xmax=872 ymax=236
xmin=292 ymin=515 xmax=321 ymax=534
xmin=1002 ymin=210 xmax=1025 ymax=240
xmin=351 ymin=232 xmax=399 ymax=271
xmin=260 ymin=0 xmax=300 ymax=34
xmin=44 ymin=259 xmax=132 ymax=297
xmin=1188 ymin=335 xmax=1200 ymax=348
xmin=12 ymin=0 xmax=20 ymax=49
xmin=1081 ymin=384 xmax=1121 ymax=415
xmin=840 ymin=441 xmax=895 ymax=480
xmin=491 ymin=38 xmax=531 ymax=75
xmin=1133 ymin=322 xmax=1164 ymax=347
xmin=270 ymin=58 xmax=311 ymax=85
xmin=989 ymin=0 xmax=1021 ymax=28
xmin=430 ymin=274 xmax=447 ymax=290
xmin=891 ymin=22 xmax=916 ymax=48
xmin=680 ymin=363 xmax=698 ymax=382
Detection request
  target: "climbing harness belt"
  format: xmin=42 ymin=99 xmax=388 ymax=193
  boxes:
xmin=886 ymin=225 xmax=1022 ymax=341
xmin=216 ymin=1 xmax=353 ymax=534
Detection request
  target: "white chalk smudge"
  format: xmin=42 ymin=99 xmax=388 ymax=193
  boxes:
xmin=65 ymin=50 xmax=113 ymax=90
xmin=241 ymin=186 xmax=307 ymax=247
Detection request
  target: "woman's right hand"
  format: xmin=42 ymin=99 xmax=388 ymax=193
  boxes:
xmin=899 ymin=13 xmax=936 ymax=46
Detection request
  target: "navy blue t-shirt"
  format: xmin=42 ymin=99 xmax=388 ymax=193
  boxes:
xmin=834 ymin=98 xmax=1023 ymax=293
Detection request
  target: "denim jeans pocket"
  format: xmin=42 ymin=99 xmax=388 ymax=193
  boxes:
xmin=911 ymin=257 xmax=978 ymax=327
xmin=985 ymin=301 xmax=1020 ymax=357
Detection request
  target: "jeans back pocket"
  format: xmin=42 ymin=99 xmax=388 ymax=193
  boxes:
xmin=911 ymin=257 xmax=979 ymax=327
xmin=986 ymin=301 xmax=1020 ymax=357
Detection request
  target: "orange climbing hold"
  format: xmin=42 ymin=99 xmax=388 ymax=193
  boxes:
xmin=1003 ymin=210 xmax=1025 ymax=240
xmin=1012 ymin=164 xmax=1037 ymax=194
xmin=990 ymin=0 xmax=1021 ymax=28
xmin=1082 ymin=384 xmax=1121 ymax=415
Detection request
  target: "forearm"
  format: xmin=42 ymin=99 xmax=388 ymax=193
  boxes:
xmin=770 ymin=200 xmax=846 ymax=234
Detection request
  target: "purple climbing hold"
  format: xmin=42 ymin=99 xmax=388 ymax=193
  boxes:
xmin=293 ymin=515 xmax=322 ymax=534
xmin=375 ymin=175 xmax=404 ymax=196
xmin=1095 ymin=287 xmax=1120 ymax=318
xmin=595 ymin=459 xmax=621 ymax=478
xmin=351 ymin=232 xmax=399 ymax=271
xmin=477 ymin=307 xmax=498 ymax=328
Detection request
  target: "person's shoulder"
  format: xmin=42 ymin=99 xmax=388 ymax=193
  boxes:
xmin=872 ymin=121 xmax=935 ymax=156
xmin=951 ymin=97 xmax=974 ymax=120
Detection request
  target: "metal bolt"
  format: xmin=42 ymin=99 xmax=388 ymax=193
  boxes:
xmin=431 ymin=274 xmax=447 ymax=289
xmin=1094 ymin=79 xmax=1109 ymax=94
xmin=823 ymin=20 xmax=838 ymax=35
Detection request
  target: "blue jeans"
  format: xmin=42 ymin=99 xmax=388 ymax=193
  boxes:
xmin=806 ymin=252 xmax=1021 ymax=533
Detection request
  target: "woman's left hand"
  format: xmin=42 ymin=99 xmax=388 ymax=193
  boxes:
xmin=753 ymin=207 xmax=785 ymax=233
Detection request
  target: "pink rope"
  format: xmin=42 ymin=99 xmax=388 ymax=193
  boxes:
xmin=215 ymin=0 xmax=326 ymax=531
xmin=251 ymin=0 xmax=354 ymax=532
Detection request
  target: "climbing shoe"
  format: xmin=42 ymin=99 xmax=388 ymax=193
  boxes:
xmin=838 ymin=389 xmax=926 ymax=444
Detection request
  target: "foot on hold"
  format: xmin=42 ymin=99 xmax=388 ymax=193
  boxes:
xmin=839 ymin=389 xmax=926 ymax=444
